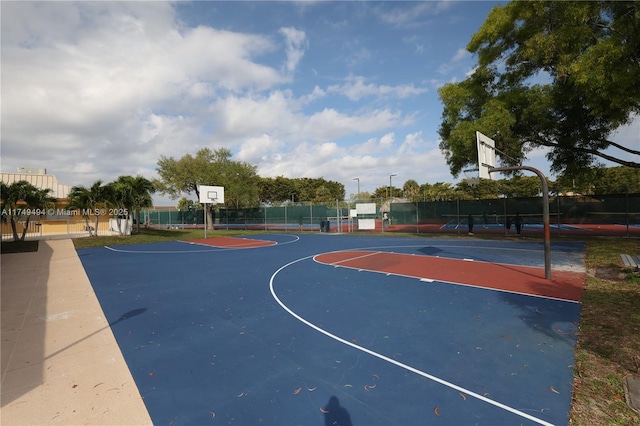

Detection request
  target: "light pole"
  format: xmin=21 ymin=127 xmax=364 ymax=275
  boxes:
xmin=353 ymin=178 xmax=360 ymax=202
xmin=389 ymin=174 xmax=396 ymax=199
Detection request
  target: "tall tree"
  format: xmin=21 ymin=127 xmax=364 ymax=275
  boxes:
xmin=155 ymin=148 xmax=258 ymax=228
xmin=257 ymin=176 xmax=345 ymax=204
xmin=438 ymin=1 xmax=640 ymax=179
xmin=420 ymin=182 xmax=456 ymax=201
xmin=584 ymin=166 xmax=640 ymax=194
xmin=402 ymin=179 xmax=420 ymax=201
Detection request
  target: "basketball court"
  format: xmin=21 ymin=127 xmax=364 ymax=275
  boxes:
xmin=77 ymin=233 xmax=586 ymax=425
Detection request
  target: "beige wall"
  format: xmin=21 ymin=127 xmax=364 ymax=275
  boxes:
xmin=2 ymin=200 xmax=112 ymax=237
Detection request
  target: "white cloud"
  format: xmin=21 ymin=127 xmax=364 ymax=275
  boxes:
xmin=297 ymin=85 xmax=327 ymax=106
xmin=236 ymin=134 xmax=284 ymax=164
xmin=327 ymin=76 xmax=427 ymax=101
xmin=279 ymin=27 xmax=307 ymax=75
xmin=380 ymin=133 xmax=396 ymax=148
xmin=438 ymin=47 xmax=471 ymax=75
xmin=451 ymin=47 xmax=469 ymax=63
xmin=208 ymin=90 xmax=407 ymax=145
xmin=1 ymin=2 xmax=289 ymax=185
xmin=255 ymin=131 xmax=452 ymax=195
xmin=375 ymin=2 xmax=452 ymax=28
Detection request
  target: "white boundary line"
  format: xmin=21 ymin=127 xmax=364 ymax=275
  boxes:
xmin=270 ymin=255 xmax=555 ymax=426
xmin=313 ymin=250 xmax=581 ymax=304
xmin=185 ymin=238 xmax=277 ymax=249
xmin=102 ymin=235 xmax=299 ymax=254
xmin=321 ymin=242 xmax=586 ymax=276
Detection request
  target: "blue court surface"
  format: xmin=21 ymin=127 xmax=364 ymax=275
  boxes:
xmin=77 ymin=234 xmax=586 ymax=425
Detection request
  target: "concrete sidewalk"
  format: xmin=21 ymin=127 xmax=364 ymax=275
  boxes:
xmin=1 ymin=239 xmax=151 ymax=425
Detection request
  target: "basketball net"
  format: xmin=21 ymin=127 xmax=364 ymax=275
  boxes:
xmin=463 ymin=168 xmax=480 ymax=186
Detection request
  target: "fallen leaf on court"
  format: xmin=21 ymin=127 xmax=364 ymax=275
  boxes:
xmin=434 ymin=406 xmax=441 ymax=416
xmin=320 ymin=408 xmax=329 ymax=414
xmin=344 ymin=384 xmax=352 ymax=388
xmin=459 ymin=392 xmax=466 ymax=401
xmin=364 ymin=384 xmax=376 ymax=391
xmin=293 ymin=387 xmax=302 ymax=395
xmin=149 ymin=372 xmax=155 ymax=376
xmin=307 ymin=387 xmax=316 ymax=392
xmin=549 ymin=386 xmax=560 ymax=394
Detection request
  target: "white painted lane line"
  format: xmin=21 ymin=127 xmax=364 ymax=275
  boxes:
xmin=270 ymin=255 xmax=554 ymax=426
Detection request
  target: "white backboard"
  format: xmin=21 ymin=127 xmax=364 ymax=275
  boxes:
xmin=476 ymin=131 xmax=496 ymax=180
xmin=198 ymin=185 xmax=224 ymax=204
xmin=355 ymin=203 xmax=377 ymax=215
xmin=358 ymin=218 xmax=376 ymax=230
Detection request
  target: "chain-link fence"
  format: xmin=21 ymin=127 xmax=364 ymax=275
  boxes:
xmin=139 ymin=201 xmax=353 ymax=232
xmin=387 ymin=193 xmax=639 ymax=237
xmin=136 ymin=193 xmax=639 ymax=237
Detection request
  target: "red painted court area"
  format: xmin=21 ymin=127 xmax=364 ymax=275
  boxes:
xmin=187 ymin=236 xmax=277 ymax=248
xmin=315 ymin=250 xmax=584 ymax=302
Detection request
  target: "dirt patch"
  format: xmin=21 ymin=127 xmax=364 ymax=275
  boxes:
xmin=589 ymin=266 xmax=628 ymax=282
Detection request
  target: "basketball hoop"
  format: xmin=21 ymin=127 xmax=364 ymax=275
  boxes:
xmin=198 ymin=185 xmax=225 ymax=238
xmin=463 ymin=168 xmax=480 ymax=186
xmin=207 ymin=190 xmax=218 ymax=205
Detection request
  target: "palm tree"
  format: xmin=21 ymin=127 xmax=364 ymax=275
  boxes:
xmin=403 ymin=179 xmax=420 ymax=201
xmin=129 ymin=176 xmax=155 ymax=233
xmin=66 ymin=180 xmax=110 ymax=237
xmin=1 ymin=180 xmax=56 ymax=241
xmin=25 ymin=188 xmax=57 ymax=240
xmin=108 ymin=176 xmax=155 ymax=234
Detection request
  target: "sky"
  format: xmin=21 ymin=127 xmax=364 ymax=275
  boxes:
xmin=2 ymin=1 xmax=638 ymax=205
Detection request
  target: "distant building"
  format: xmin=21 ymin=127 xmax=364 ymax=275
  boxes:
xmin=1 ymin=168 xmax=117 ymax=239
xmin=1 ymin=168 xmax=72 ymax=199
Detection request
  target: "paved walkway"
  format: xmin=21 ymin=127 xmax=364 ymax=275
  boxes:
xmin=1 ymin=239 xmax=151 ymax=425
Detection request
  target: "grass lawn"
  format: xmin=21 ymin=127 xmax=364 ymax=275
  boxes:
xmin=2 ymin=229 xmax=638 ymax=424
xmin=570 ymin=238 xmax=640 ymax=425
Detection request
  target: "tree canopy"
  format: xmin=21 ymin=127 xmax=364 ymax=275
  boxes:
xmin=438 ymin=1 xmax=640 ymax=178
xmin=155 ymin=147 xmax=259 ymax=207
xmin=257 ymin=176 xmax=345 ymax=204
